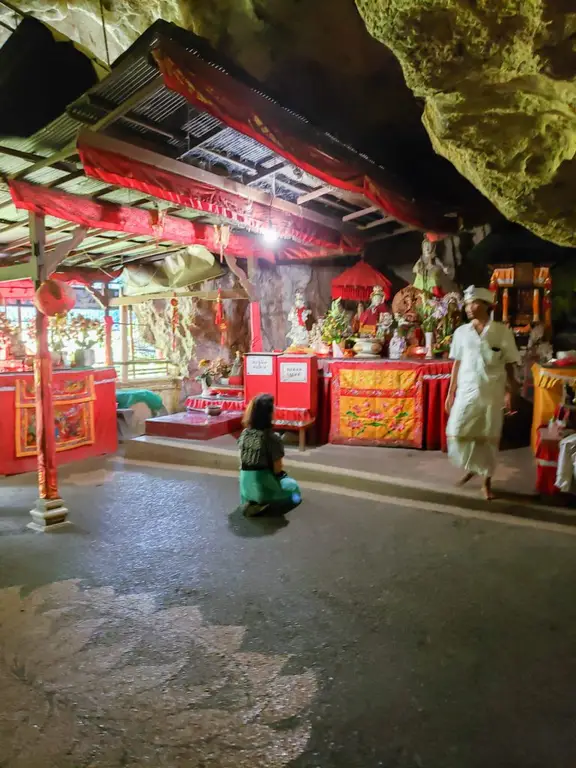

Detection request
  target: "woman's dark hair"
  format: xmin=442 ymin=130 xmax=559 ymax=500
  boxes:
xmin=243 ymin=393 xmax=274 ymax=430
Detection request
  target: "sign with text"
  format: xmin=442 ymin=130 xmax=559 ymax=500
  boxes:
xmin=246 ymin=355 xmax=274 ymax=376
xmin=279 ymin=361 xmax=308 ymax=384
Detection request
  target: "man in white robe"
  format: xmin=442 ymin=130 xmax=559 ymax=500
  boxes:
xmin=445 ymin=285 xmax=521 ymax=499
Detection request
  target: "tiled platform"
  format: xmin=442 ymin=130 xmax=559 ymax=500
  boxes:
xmin=145 ymin=411 xmax=243 ymax=441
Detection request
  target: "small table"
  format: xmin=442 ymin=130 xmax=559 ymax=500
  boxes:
xmin=273 ymin=407 xmax=316 ymax=452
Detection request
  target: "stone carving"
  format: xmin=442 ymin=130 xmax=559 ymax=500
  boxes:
xmin=0 ymin=580 xmax=317 ymax=767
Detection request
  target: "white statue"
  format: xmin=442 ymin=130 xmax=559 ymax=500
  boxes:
xmin=413 ymin=237 xmax=456 ymax=297
xmin=287 ymin=290 xmax=311 ymax=348
xmin=388 ymin=328 xmax=407 ymax=360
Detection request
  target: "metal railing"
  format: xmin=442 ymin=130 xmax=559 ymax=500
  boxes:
xmin=115 ymin=359 xmax=179 ymax=381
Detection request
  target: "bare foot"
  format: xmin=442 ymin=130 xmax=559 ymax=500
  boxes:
xmin=482 ymin=479 xmax=496 ymax=501
xmin=456 ymin=472 xmax=475 ymax=487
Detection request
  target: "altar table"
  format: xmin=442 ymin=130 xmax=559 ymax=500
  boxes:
xmin=326 ymin=359 xmax=453 ymax=449
xmin=531 ymin=363 xmax=576 ymax=451
xmin=0 ymin=367 xmax=117 ymax=476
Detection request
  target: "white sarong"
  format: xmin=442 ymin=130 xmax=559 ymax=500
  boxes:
xmin=447 ymin=321 xmax=520 ymax=477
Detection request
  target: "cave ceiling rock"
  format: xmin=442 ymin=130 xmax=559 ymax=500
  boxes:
xmin=355 ymin=0 xmax=576 ymax=246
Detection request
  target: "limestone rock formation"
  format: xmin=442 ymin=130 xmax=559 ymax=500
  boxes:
xmin=355 ymin=0 xmax=576 ymax=246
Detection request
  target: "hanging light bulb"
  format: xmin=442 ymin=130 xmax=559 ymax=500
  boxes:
xmin=262 ymin=227 xmax=279 ymax=245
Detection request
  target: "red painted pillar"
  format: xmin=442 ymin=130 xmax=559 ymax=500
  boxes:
xmin=104 ymin=311 xmax=113 ymax=366
xmin=33 ymin=307 xmax=61 ymax=504
xmin=28 ymin=212 xmax=68 ymax=531
xmin=249 ymin=301 xmax=263 ymax=352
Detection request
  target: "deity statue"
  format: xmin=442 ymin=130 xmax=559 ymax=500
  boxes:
xmin=287 ymin=290 xmax=311 ymax=348
xmin=388 ymin=328 xmax=407 ymax=360
xmin=376 ymin=311 xmax=394 ymax=338
xmin=413 ymin=237 xmax=456 ymax=297
xmin=230 ymin=351 xmax=242 ymax=378
xmin=358 ymin=286 xmax=391 ymax=336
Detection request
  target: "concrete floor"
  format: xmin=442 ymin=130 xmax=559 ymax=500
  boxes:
xmin=2 ymin=459 xmax=576 ymax=767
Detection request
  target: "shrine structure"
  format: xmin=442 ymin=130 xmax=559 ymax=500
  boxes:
xmin=0 ymin=19 xmax=463 ymax=529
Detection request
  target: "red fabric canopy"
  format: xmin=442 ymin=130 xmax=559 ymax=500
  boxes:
xmin=0 ymin=270 xmax=119 ymax=300
xmin=78 ymin=134 xmax=362 ymax=255
xmin=152 ymin=38 xmax=456 ymax=235
xmin=9 ymin=180 xmax=347 ymax=262
xmin=331 ymin=261 xmax=392 ymax=302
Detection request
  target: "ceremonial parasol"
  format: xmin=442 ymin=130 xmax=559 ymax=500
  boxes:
xmin=331 ymin=261 xmax=392 ymax=302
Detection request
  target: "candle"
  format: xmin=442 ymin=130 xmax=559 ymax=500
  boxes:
xmin=502 ymin=288 xmax=509 ymax=323
xmin=533 ymin=288 xmax=540 ymax=322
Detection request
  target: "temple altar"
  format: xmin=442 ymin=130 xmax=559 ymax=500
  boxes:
xmin=0 ymin=367 xmax=117 ymax=476
xmin=326 ymin=358 xmax=452 ymax=449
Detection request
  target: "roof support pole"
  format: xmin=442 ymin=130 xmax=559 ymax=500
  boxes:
xmin=27 ymin=212 xmax=70 ymax=532
xmin=104 ymin=292 xmax=113 ymax=367
xmin=246 ymin=257 xmax=263 ymax=353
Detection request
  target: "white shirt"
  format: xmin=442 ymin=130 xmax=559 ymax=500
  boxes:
xmin=450 ymin=321 xmax=521 ymax=393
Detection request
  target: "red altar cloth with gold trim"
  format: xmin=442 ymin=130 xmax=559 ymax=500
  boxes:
xmin=0 ymin=367 xmax=117 ymax=476
xmin=329 ymin=359 xmax=452 ymax=449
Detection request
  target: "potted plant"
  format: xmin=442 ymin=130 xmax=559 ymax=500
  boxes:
xmin=68 ymin=314 xmax=104 ymax=367
xmin=48 ymin=313 xmax=72 ymax=367
xmin=417 ymin=296 xmax=446 ymax=358
xmin=321 ymin=299 xmax=350 ymax=357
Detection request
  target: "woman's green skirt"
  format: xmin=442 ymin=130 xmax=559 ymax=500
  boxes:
xmin=240 ymin=469 xmax=301 ymax=511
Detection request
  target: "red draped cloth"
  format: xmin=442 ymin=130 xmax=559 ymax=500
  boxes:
xmin=151 ymin=38 xmax=456 ymax=235
xmin=421 ymin=361 xmax=452 ymax=451
xmin=535 ymin=426 xmax=562 ymax=496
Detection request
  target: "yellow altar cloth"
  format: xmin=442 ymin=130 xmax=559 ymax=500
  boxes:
xmin=531 ymin=364 xmax=576 ymax=451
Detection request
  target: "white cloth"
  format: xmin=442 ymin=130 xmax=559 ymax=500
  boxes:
xmin=463 ymin=285 xmax=495 ymax=305
xmin=447 ymin=321 xmax=521 ymax=476
xmin=555 ymin=433 xmax=576 ymax=493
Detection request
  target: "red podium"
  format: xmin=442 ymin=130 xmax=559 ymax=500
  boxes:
xmin=275 ymin=354 xmax=318 ymax=450
xmin=244 ymin=352 xmax=279 ymax=406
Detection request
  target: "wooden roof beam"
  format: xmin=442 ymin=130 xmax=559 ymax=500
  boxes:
xmin=342 ymin=205 xmax=378 ymax=222
xmin=359 ymin=215 xmax=395 ymax=231
xmin=79 ymin=130 xmax=357 ymax=236
xmin=297 ymin=185 xmax=333 ymax=205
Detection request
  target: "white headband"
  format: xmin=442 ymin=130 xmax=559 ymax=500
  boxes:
xmin=464 ymin=285 xmax=495 ymax=305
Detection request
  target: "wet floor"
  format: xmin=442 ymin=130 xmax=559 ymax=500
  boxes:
xmin=2 ymin=459 xmax=576 ymax=767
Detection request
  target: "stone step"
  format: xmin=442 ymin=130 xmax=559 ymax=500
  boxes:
xmin=125 ymin=435 xmax=576 ymax=528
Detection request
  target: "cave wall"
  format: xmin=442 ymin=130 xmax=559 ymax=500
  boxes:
xmin=355 ymin=0 xmax=576 ymax=247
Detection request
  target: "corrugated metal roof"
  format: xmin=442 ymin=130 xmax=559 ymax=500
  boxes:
xmin=0 ymin=18 xmax=412 ymax=273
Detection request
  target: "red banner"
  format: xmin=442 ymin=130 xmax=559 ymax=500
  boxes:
xmin=152 ymin=40 xmax=456 ymax=235
xmin=9 ymin=181 xmax=344 ymax=262
xmin=78 ymin=137 xmax=361 ymax=254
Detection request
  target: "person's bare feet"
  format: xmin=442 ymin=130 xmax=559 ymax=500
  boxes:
xmin=482 ymin=478 xmax=496 ymax=501
xmin=456 ymin=472 xmax=475 ymax=487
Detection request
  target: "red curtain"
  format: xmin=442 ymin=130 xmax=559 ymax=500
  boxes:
xmin=78 ymin=136 xmax=362 ymax=255
xmin=9 ymin=180 xmax=343 ymax=262
xmin=152 ymin=39 xmax=456 ymax=235
xmin=0 ymin=270 xmax=120 ymax=301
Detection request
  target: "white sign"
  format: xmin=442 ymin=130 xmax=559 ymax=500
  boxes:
xmin=280 ymin=361 xmax=308 ymax=384
xmin=246 ymin=355 xmax=274 ymax=376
